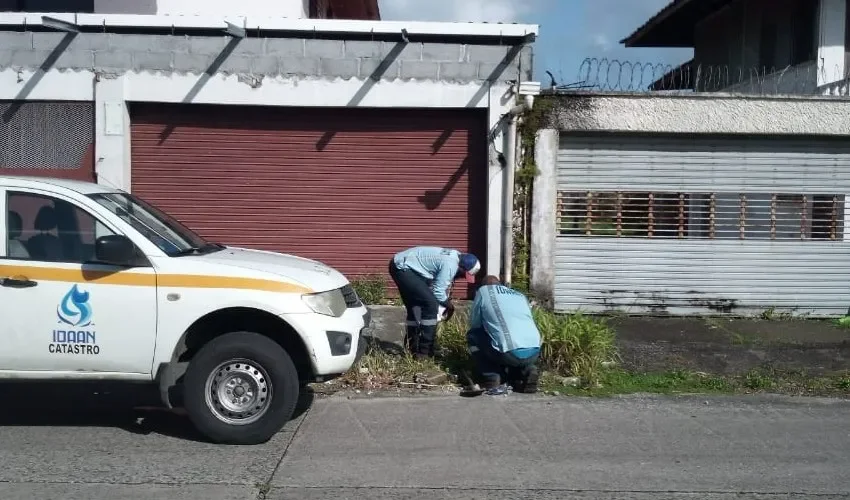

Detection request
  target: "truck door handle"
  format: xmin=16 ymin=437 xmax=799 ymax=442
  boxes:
xmin=1 ymin=277 xmax=38 ymax=288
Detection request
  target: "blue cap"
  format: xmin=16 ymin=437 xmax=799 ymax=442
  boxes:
xmin=459 ymin=253 xmax=481 ymax=283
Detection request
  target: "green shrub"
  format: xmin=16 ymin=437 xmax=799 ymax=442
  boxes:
xmin=350 ymin=273 xmax=387 ymax=305
xmin=533 ymin=308 xmax=617 ymax=386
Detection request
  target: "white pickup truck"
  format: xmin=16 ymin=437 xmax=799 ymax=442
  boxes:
xmin=0 ymin=176 xmax=370 ymax=445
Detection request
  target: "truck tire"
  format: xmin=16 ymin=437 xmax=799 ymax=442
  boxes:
xmin=182 ymin=331 xmax=300 ymax=445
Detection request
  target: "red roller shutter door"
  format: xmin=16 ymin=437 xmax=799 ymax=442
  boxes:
xmin=129 ymin=103 xmax=488 ymax=299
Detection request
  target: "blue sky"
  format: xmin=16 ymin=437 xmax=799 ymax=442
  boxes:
xmin=379 ymin=0 xmax=693 ymax=85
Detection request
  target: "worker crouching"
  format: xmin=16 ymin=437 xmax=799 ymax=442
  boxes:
xmin=389 ymin=246 xmax=481 ymax=359
xmin=467 ymin=275 xmax=541 ymax=394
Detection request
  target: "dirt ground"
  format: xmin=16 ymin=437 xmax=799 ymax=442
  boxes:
xmin=610 ymin=316 xmax=850 ymax=375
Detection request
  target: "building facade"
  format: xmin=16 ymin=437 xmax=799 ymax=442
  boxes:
xmin=531 ymin=0 xmax=850 ymax=318
xmin=0 ymin=2 xmax=538 ymax=299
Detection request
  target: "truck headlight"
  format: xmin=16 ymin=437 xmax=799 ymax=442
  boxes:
xmin=301 ymin=289 xmax=347 ymax=317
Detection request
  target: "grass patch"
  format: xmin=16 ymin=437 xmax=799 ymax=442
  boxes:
xmin=350 ymin=273 xmax=387 ymax=305
xmin=343 ymin=304 xmax=618 ymax=390
xmin=538 ymin=367 xmax=850 ymax=398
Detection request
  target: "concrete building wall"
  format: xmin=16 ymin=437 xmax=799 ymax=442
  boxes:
xmin=531 ymin=92 xmax=850 ymax=315
xmin=0 ymin=32 xmax=532 ymax=83
xmin=0 ymin=24 xmax=536 ymax=278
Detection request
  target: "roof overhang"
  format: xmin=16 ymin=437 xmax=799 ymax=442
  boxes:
xmin=0 ymin=12 xmax=538 ymax=44
xmin=620 ymin=0 xmax=736 ymax=48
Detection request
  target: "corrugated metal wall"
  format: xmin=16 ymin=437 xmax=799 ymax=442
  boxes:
xmin=130 ymin=103 xmax=488 ymax=299
xmin=555 ymin=134 xmax=850 ymax=317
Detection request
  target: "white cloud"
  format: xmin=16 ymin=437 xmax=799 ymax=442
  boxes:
xmin=379 ymin=0 xmax=533 ymax=23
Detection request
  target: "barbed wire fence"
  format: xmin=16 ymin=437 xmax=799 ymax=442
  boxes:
xmin=547 ymin=58 xmax=850 ymax=96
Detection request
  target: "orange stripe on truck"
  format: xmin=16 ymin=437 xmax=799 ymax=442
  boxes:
xmin=0 ymin=264 xmax=312 ymax=294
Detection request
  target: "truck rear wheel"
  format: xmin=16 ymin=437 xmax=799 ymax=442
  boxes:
xmin=183 ymin=331 xmax=300 ymax=445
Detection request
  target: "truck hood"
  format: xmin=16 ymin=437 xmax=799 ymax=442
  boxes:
xmin=196 ymin=246 xmax=349 ymax=293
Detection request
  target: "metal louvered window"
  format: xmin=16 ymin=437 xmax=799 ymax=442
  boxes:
xmin=558 ymin=191 xmax=846 ymax=241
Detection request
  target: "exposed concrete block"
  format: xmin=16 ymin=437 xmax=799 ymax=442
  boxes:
xmin=265 ymin=38 xmax=304 ymax=57
xmin=31 ymin=32 xmax=65 ymax=50
xmin=107 ymin=34 xmax=186 ymax=54
xmin=466 ymin=44 xmax=510 ymax=63
xmin=55 ymin=50 xmax=95 ymax=70
xmin=10 ymin=50 xmax=53 ymax=69
xmin=94 ymin=51 xmax=133 ymax=71
xmin=229 ymin=38 xmax=265 ymax=56
xmin=0 ymin=32 xmax=33 ymax=50
xmin=358 ymin=58 xmax=400 ymax=80
xmin=422 ymin=43 xmax=463 ymax=62
xmin=188 ymin=36 xmax=231 ymax=55
xmin=219 ymin=55 xmax=253 ymax=74
xmin=173 ymin=52 xmax=213 ymax=73
xmin=251 ymin=56 xmax=279 ymax=75
xmin=304 ymin=39 xmax=344 ymax=59
xmin=132 ymin=51 xmax=174 ymax=72
xmin=520 ymin=45 xmax=533 ymax=76
xmin=70 ymin=33 xmax=112 ymax=51
xmin=438 ymin=62 xmax=479 ymax=81
xmin=279 ymin=57 xmax=320 ymax=76
xmin=0 ymin=51 xmax=13 ymax=68
xmin=478 ymin=61 xmax=518 ymax=82
xmin=320 ymin=58 xmax=359 ymax=78
xmin=382 ymin=41 xmax=421 ymax=60
xmin=400 ymin=60 xmax=439 ymax=80
xmin=344 ymin=40 xmax=383 ymax=59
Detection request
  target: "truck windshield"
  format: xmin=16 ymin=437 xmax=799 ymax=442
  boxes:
xmin=89 ymin=192 xmax=223 ymax=257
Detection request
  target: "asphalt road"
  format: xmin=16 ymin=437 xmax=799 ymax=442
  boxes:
xmin=1 ymin=384 xmax=849 ymax=499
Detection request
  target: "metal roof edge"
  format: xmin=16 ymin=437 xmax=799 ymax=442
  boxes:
xmin=619 ymin=0 xmax=692 ymax=46
xmin=0 ymin=12 xmax=539 ymax=39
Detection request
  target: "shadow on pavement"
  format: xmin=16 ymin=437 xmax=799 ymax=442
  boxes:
xmin=0 ymin=381 xmax=315 ymax=442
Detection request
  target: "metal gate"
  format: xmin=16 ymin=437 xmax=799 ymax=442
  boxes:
xmin=555 ymin=133 xmax=850 ymax=317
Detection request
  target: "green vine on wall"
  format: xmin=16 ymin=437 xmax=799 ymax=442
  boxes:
xmin=511 ymin=95 xmax=558 ymax=297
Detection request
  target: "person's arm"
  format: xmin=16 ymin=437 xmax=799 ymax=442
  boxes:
xmin=430 ymin=257 xmax=458 ymax=304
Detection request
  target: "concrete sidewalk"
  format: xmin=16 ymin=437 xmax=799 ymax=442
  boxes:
xmin=366 ymin=305 xmax=850 ymax=375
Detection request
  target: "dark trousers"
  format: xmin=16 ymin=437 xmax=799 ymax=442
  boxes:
xmin=467 ymin=327 xmax=539 ymax=390
xmin=388 ymin=260 xmax=439 ymax=356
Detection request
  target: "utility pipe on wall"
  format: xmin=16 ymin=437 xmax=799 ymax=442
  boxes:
xmin=501 ymin=111 xmax=519 ymax=285
xmin=501 ymin=96 xmax=534 ymax=285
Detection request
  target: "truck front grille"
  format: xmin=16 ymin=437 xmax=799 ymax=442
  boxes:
xmin=341 ymin=284 xmax=362 ymax=308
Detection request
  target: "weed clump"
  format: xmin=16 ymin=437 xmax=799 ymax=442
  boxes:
xmin=350 ymin=273 xmax=387 ymax=305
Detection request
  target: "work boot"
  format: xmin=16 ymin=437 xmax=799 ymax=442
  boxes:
xmin=404 ymin=327 xmax=420 ymax=354
xmin=479 ymin=374 xmax=501 ymax=390
xmin=508 ymin=365 xmax=539 ymax=394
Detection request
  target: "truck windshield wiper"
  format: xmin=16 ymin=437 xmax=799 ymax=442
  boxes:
xmin=171 ymin=242 xmax=226 ymax=257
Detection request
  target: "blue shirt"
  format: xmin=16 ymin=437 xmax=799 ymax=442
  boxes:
xmin=392 ymin=246 xmax=461 ymax=303
xmin=469 ymin=284 xmax=541 ymax=358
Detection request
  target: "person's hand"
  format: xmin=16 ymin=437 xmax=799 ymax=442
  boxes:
xmin=442 ymin=301 xmax=455 ymax=321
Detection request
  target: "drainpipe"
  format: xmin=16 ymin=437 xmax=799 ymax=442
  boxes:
xmin=501 ymin=83 xmax=539 ymax=285
xmin=502 ymin=110 xmax=519 ymax=285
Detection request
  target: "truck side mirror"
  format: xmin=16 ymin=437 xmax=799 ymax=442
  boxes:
xmin=95 ymin=235 xmax=137 ymax=266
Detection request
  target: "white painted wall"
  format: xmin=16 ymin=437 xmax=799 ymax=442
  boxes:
xmin=93 ymin=0 xmax=309 ymax=17
xmin=818 ymin=0 xmax=847 ymax=85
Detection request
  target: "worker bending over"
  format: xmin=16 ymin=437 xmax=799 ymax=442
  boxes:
xmin=389 ymin=246 xmax=481 ymax=358
xmin=467 ymin=275 xmax=541 ymax=393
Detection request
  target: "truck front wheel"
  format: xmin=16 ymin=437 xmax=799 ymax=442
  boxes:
xmin=183 ymin=331 xmax=300 ymax=445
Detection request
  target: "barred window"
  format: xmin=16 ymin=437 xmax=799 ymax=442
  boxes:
xmin=558 ymin=191 xmax=846 ymax=241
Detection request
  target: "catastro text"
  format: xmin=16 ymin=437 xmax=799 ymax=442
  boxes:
xmin=49 ymin=330 xmax=100 ymax=355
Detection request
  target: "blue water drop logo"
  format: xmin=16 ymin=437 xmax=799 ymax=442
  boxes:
xmin=57 ymin=284 xmax=93 ymax=328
